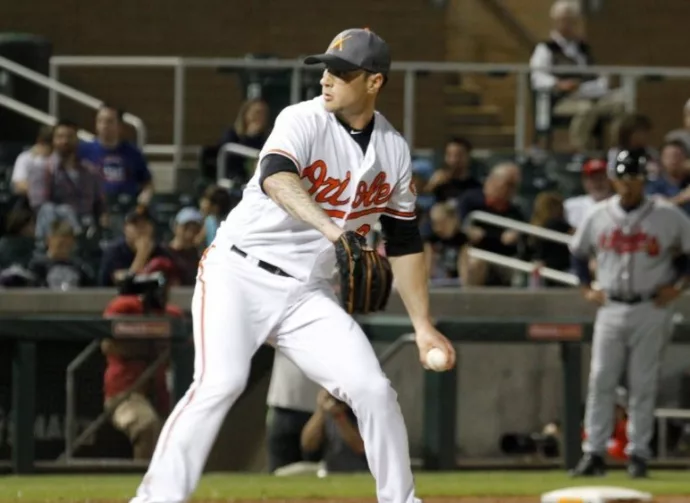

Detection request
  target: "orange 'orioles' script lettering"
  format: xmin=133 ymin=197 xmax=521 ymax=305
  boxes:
xmin=301 ymin=160 xmax=393 ymax=220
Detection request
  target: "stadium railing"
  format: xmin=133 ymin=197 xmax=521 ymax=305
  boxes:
xmin=48 ymin=56 xmax=690 ymax=163
xmin=0 ymin=55 xmax=147 ymax=147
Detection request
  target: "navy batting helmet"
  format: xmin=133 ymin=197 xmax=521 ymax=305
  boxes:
xmin=610 ymin=149 xmax=647 ymax=179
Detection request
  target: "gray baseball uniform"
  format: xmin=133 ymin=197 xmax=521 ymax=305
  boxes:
xmin=570 ymin=194 xmax=690 ymax=458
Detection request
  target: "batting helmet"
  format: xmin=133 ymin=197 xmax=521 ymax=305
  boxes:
xmin=610 ymin=149 xmax=647 ymax=179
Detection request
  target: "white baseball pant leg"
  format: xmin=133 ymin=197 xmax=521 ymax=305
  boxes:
xmin=275 ymin=283 xmax=419 ymax=503
xmin=130 ymin=247 xmax=295 ymax=503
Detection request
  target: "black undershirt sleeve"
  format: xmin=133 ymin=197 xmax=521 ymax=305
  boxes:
xmin=259 ymin=154 xmax=300 ymax=193
xmin=380 ymin=215 xmax=424 ymax=257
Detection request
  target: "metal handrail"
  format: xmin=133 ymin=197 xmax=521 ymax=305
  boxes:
xmin=467 ymin=248 xmax=578 ymax=286
xmin=465 ymin=210 xmax=572 ymax=245
xmin=0 ymin=55 xmax=147 ymax=147
xmin=217 ymin=143 xmax=260 ymax=183
xmin=49 ymin=55 xmax=690 ymax=158
xmin=0 ymin=94 xmax=95 ymax=142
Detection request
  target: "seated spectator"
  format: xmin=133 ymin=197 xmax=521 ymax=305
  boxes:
xmin=301 ymin=389 xmax=368 ymax=473
xmin=79 ymin=104 xmax=153 ymax=206
xmin=564 ymin=158 xmax=612 ymax=229
xmin=529 ymin=0 xmax=625 ymax=153
xmin=423 ymin=202 xmax=467 ymax=281
xmin=423 ymin=138 xmax=480 ymax=203
xmin=664 ymin=98 xmax=690 ymax=154
xmin=196 ymin=185 xmax=233 ymax=248
xmin=28 ymin=219 xmax=94 ymax=289
xmin=10 ymin=125 xmax=54 ymax=207
xmin=529 ymin=191 xmax=573 ymax=286
xmin=36 ymin=120 xmax=107 ymax=240
xmin=458 ymin=162 xmax=524 ymax=286
xmin=165 ymin=207 xmax=203 ymax=286
xmin=101 ymin=257 xmax=181 ymax=460
xmin=607 ymin=113 xmax=660 ymax=178
xmin=646 ymin=140 xmax=690 ymax=213
xmin=0 ymin=200 xmax=36 ymax=271
xmin=99 ymin=209 xmax=169 ymax=286
xmin=219 ymin=98 xmax=271 ymax=185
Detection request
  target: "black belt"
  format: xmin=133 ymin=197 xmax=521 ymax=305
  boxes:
xmin=608 ymin=293 xmax=656 ymax=305
xmin=231 ymin=245 xmax=292 ymax=278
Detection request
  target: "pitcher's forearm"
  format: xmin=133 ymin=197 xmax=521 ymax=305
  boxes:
xmin=263 ymin=172 xmax=343 ymax=242
xmin=389 ymin=253 xmax=433 ymax=332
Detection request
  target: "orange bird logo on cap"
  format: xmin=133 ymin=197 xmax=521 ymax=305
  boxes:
xmin=329 ymin=34 xmax=351 ymax=51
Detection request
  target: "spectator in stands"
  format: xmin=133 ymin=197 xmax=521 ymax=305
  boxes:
xmin=301 ymin=389 xmax=368 ymax=473
xmin=196 ymin=185 xmax=234 ymax=248
xmin=79 ymin=104 xmax=153 ymax=206
xmin=0 ymin=200 xmax=36 ymax=272
xmin=10 ymin=125 xmax=54 ymax=207
xmin=266 ymin=350 xmax=320 ymax=473
xmin=564 ymin=158 xmax=612 ymax=229
xmin=423 ymin=201 xmax=467 ymax=282
xmin=423 ymin=138 xmax=480 ymax=203
xmin=529 ymin=0 xmax=625 ymax=154
xmin=98 ymin=209 xmax=169 ymax=287
xmin=646 ymin=140 xmax=690 ymax=213
xmin=529 ymin=191 xmax=573 ymax=286
xmin=165 ymin=207 xmax=202 ymax=286
xmin=664 ymin=98 xmax=690 ymax=153
xmin=607 ymin=113 xmax=660 ymax=177
xmin=219 ymin=98 xmax=271 ymax=185
xmin=36 ymin=120 xmax=107 ymax=240
xmin=101 ymin=257 xmax=181 ymax=460
xmin=458 ymin=162 xmax=524 ymax=286
xmin=28 ymin=219 xmax=94 ymax=289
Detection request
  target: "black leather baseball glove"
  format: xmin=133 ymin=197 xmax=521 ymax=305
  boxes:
xmin=334 ymin=231 xmax=393 ymax=314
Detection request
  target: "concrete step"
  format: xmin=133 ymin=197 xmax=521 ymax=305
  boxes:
xmin=444 ymin=85 xmax=482 ymax=107
xmin=445 ymin=105 xmax=502 ymax=127
xmin=447 ymin=126 xmax=515 ymax=149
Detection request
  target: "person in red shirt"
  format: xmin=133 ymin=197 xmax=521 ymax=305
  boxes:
xmin=581 ymin=387 xmax=629 ymax=462
xmin=101 ymin=257 xmax=183 ymax=460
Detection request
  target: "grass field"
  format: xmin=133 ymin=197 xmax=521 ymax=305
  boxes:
xmin=0 ymin=471 xmax=689 ymax=502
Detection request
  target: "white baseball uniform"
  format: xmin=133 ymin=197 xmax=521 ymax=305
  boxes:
xmin=130 ymin=96 xmax=421 ymax=503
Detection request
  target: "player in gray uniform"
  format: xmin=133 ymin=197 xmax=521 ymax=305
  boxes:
xmin=569 ymin=149 xmax=690 ymax=478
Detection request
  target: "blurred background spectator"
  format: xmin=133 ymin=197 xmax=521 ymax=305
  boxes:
xmin=218 ymin=98 xmax=271 ymax=185
xmin=79 ymin=104 xmax=153 ymax=208
xmin=28 ymin=218 xmax=95 ymax=289
xmin=165 ymin=207 xmax=203 ymax=286
xmin=0 ymin=199 xmax=36 ymax=272
xmin=607 ymin=113 xmax=660 ymax=177
xmin=459 ymin=163 xmax=524 ymax=286
xmin=528 ymin=191 xmax=573 ymax=286
xmin=300 ymin=389 xmax=368 ymax=474
xmin=665 ymin=98 xmax=690 ymax=153
xmin=10 ymin=124 xmax=54 ymax=207
xmin=529 ymin=0 xmax=625 ymax=155
xmin=423 ymin=138 xmax=480 ymax=203
xmin=563 ymin=158 xmax=612 ymax=229
xmin=646 ymin=140 xmax=690 ymax=213
xmin=196 ymin=184 xmax=235 ymax=248
xmin=423 ymin=201 xmax=467 ymax=283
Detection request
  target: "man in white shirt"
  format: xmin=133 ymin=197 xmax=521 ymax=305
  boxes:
xmin=529 ymin=0 xmax=626 ymax=152
xmin=11 ymin=125 xmax=55 ymax=207
xmin=564 ymin=158 xmax=613 ymax=229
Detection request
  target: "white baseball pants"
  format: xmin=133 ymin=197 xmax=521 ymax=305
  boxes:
xmin=130 ymin=245 xmax=418 ymax=503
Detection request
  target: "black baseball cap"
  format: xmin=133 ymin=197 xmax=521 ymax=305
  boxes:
xmin=610 ymin=149 xmax=647 ymax=179
xmin=304 ymin=28 xmax=391 ymax=76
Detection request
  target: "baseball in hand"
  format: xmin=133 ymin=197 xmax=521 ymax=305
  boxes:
xmin=426 ymin=348 xmax=448 ymax=371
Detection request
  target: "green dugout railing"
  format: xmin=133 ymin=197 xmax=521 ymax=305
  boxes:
xmin=3 ymin=314 xmax=690 ymax=474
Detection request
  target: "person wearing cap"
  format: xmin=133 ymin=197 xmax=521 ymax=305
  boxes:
xmin=165 ymin=207 xmax=203 ymax=286
xmin=646 ymin=140 xmax=690 ymax=214
xmin=128 ymin=28 xmax=455 ymax=503
xmin=98 ymin=209 xmax=169 ymax=286
xmin=664 ymin=98 xmax=690 ymax=154
xmin=101 ymin=257 xmax=182 ymax=460
xmin=563 ymin=158 xmax=613 ymax=229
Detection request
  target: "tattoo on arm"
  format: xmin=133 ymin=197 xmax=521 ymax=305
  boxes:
xmin=262 ymin=172 xmax=342 ymax=241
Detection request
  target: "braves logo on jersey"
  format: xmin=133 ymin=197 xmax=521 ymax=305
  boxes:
xmin=301 ymin=160 xmax=393 ymax=220
xmin=598 ymin=228 xmax=660 ymax=257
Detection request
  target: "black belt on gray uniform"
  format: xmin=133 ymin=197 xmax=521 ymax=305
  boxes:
xmin=608 ymin=293 xmax=657 ymax=305
xmin=231 ymin=245 xmax=292 ymax=278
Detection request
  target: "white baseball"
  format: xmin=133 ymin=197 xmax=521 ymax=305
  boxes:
xmin=426 ymin=348 xmax=448 ymax=371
